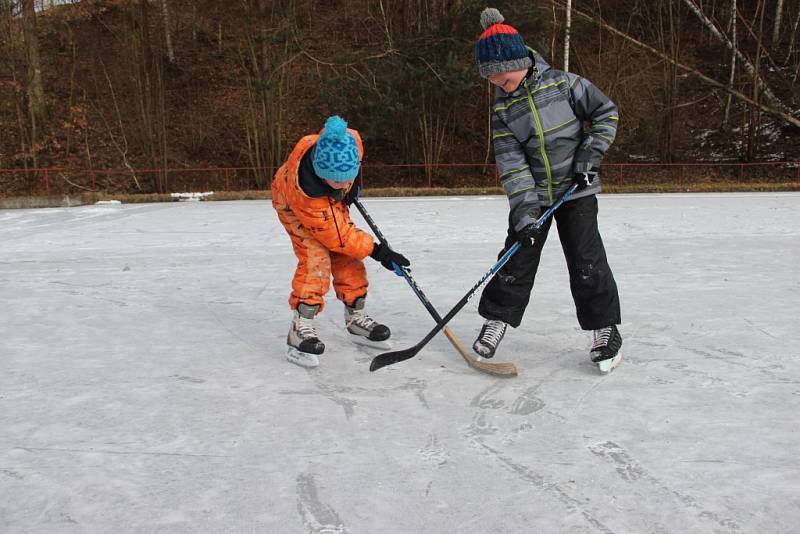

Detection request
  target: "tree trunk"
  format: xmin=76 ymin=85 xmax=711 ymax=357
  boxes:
xmin=785 ymin=6 xmax=800 ymax=67
xmin=746 ymin=0 xmax=766 ymax=161
xmin=681 ymin=0 xmax=788 ymax=114
xmin=771 ymin=0 xmax=784 ymax=47
xmin=722 ymin=0 xmax=736 ymax=129
xmin=556 ymin=0 xmax=800 ymax=129
xmin=564 ymin=0 xmax=572 ymax=71
xmin=160 ymin=0 xmax=175 ymax=63
xmin=21 ymin=0 xmax=46 ymax=127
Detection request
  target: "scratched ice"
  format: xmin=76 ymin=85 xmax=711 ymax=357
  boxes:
xmin=1 ymin=193 xmax=798 ymax=533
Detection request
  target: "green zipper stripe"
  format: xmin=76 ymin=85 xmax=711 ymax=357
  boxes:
xmin=492 ymin=132 xmax=515 ymax=140
xmin=524 ymin=80 xmax=554 ymax=204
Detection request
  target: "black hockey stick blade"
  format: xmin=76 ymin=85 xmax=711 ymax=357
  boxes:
xmin=368 ymin=183 xmax=578 ymax=372
xmin=369 ymin=345 xmax=422 ymax=371
xmin=354 ymin=198 xmax=518 ymax=377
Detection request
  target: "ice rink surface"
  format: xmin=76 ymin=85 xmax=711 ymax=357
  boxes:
xmin=1 ymin=193 xmax=799 ymax=533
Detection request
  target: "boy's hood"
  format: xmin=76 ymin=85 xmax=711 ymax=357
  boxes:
xmin=495 ymin=48 xmax=552 ymax=98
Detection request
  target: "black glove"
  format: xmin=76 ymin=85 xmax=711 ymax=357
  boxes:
xmin=343 ymin=183 xmax=361 ymax=206
xmin=573 ymin=168 xmax=599 ymax=191
xmin=371 ymin=241 xmax=410 ymax=272
xmin=517 ymin=222 xmax=544 ymax=246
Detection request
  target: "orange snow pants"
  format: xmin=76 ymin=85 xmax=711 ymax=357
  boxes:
xmin=277 ymin=208 xmax=368 ymax=313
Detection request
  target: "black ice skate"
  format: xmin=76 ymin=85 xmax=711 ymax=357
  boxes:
xmin=472 ymin=319 xmax=507 ymax=359
xmin=590 ymin=325 xmax=623 ymax=373
xmin=286 ymin=303 xmax=324 ymax=368
xmin=345 ymin=297 xmax=392 ymax=350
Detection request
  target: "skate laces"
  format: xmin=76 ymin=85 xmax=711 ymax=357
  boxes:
xmin=481 ymin=320 xmax=506 ymax=347
xmin=591 ymin=326 xmax=614 ymax=350
xmin=295 ymin=315 xmax=318 ymax=339
xmin=346 ymin=308 xmax=377 ymax=330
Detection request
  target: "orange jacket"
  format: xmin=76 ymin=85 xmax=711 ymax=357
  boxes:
xmin=271 ymin=129 xmax=375 ymax=260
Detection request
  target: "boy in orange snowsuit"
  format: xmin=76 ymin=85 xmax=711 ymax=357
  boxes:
xmin=271 ymin=115 xmax=410 ymax=368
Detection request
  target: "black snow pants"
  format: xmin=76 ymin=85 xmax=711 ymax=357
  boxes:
xmin=478 ymin=195 xmax=621 ymax=330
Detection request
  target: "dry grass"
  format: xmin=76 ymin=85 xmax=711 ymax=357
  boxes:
xmin=85 ymin=182 xmax=800 ymax=204
xmin=2 ymin=181 xmax=793 ymax=208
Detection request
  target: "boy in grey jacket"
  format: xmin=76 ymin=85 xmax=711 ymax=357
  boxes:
xmin=473 ymin=7 xmax=622 ymax=373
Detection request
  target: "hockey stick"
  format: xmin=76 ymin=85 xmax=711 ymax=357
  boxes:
xmin=353 ymin=199 xmax=518 ymax=377
xmin=369 ymin=183 xmax=579 ymax=372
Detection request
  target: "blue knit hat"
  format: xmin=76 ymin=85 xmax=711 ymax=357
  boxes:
xmin=475 ymin=8 xmax=532 ymax=78
xmin=312 ymin=116 xmax=360 ymax=182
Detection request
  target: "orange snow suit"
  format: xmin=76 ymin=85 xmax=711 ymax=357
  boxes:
xmin=271 ymin=129 xmax=375 ymax=312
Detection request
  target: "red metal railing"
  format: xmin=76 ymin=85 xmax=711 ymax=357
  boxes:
xmin=1 ymin=161 xmax=798 ymax=197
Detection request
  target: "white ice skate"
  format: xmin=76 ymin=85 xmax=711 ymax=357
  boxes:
xmin=590 ymin=325 xmax=623 ymax=374
xmin=286 ymin=303 xmax=324 ymax=368
xmin=344 ymin=297 xmax=392 ymax=351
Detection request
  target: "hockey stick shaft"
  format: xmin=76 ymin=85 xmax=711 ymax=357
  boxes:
xmin=353 ymin=198 xmax=443 ymax=321
xmin=353 ymin=199 xmax=518 ymax=377
xmin=369 ymin=183 xmax=579 ymax=372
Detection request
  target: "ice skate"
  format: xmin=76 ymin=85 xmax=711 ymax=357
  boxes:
xmin=590 ymin=325 xmax=623 ymax=373
xmin=472 ymin=319 xmax=507 ymax=359
xmin=286 ymin=303 xmax=324 ymax=368
xmin=345 ymin=297 xmax=392 ymax=350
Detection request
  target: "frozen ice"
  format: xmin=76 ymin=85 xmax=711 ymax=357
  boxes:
xmin=1 ymin=193 xmax=799 ymax=532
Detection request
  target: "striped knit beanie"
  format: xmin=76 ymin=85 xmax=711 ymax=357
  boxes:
xmin=312 ymin=116 xmax=360 ymax=182
xmin=475 ymin=8 xmax=532 ymax=78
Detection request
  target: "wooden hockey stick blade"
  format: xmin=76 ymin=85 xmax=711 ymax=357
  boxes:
xmin=443 ymin=327 xmax=518 ymax=377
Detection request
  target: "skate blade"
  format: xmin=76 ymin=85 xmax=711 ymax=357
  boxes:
xmin=286 ymin=347 xmax=320 ymax=368
xmin=348 ymin=334 xmax=392 ymax=351
xmin=596 ymin=351 xmax=622 ymax=374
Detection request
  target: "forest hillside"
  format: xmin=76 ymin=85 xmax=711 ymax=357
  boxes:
xmin=1 ymin=0 xmax=799 ymax=197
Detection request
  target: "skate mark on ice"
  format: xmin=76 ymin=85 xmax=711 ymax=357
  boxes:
xmin=469 ymin=381 xmax=507 ymax=410
xmin=205 ymin=301 xmax=261 ymax=353
xmin=280 ymin=379 xmax=428 ymax=418
xmin=509 ymin=386 xmax=545 ymax=415
xmin=474 ymin=441 xmax=616 ymax=534
xmin=398 ymin=378 xmax=429 ymax=409
xmin=296 ymin=473 xmax=347 ymax=534
xmin=743 ymin=317 xmax=779 ymax=339
xmin=313 ymin=380 xmax=358 ymax=420
xmin=172 ymin=374 xmax=205 ymax=384
xmin=0 ymin=469 xmax=23 ymax=480
xmin=471 ymin=380 xmax=545 ymax=415
xmin=587 ymin=441 xmax=644 ymax=481
xmin=588 ymin=441 xmax=741 ymax=531
xmin=464 ymin=412 xmax=499 ymax=438
xmin=417 ymin=434 xmax=449 ymax=467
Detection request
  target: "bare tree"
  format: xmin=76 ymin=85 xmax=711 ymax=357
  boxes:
xmin=239 ymin=0 xmax=291 ymax=187
xmin=160 ymin=0 xmax=175 ymax=63
xmin=722 ymin=0 xmax=736 ymax=129
xmin=564 ymin=0 xmax=572 ymax=71
xmin=21 ymin=0 xmax=45 ymax=127
xmin=552 ymin=0 xmax=800 ymax=128
xmin=681 ymin=0 xmax=790 ymax=115
xmin=772 ymin=0 xmax=785 ymax=47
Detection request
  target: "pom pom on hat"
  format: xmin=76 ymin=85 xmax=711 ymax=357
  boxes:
xmin=312 ymin=115 xmax=361 ymax=182
xmin=480 ymin=7 xmax=504 ymax=30
xmin=475 ymin=7 xmax=533 ymax=79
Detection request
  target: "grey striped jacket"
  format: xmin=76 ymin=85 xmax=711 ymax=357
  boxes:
xmin=492 ymin=50 xmax=619 ymax=231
